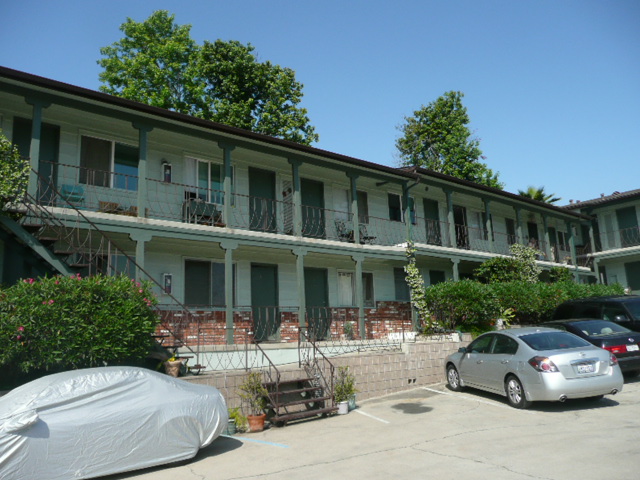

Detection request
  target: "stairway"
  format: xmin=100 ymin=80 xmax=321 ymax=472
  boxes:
xmin=263 ymin=374 xmax=337 ymax=427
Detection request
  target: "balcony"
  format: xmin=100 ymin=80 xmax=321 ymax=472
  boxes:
xmin=36 ymin=162 xmax=576 ymax=263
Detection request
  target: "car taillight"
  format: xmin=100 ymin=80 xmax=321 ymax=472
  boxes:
xmin=603 ymin=345 xmax=627 ymax=354
xmin=528 ymin=356 xmax=559 ymax=373
xmin=609 ymin=353 xmax=619 ymax=366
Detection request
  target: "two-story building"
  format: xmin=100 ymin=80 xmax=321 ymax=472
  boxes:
xmin=0 ymin=65 xmax=597 ymax=349
xmin=565 ymin=190 xmax=640 ymax=294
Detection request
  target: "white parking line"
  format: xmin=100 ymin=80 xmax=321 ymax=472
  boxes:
xmin=421 ymin=387 xmax=538 ymax=414
xmin=354 ymin=409 xmax=391 ymax=424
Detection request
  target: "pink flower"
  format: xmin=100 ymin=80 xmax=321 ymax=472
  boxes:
xmin=54 ymin=280 xmax=60 ymax=285
xmin=18 ymin=326 xmax=25 ymax=332
xmin=139 ymin=289 xmax=143 ymax=294
xmin=49 ymin=299 xmax=54 ymax=305
xmin=16 ymin=335 xmax=22 ymax=341
xmin=24 ymin=278 xmax=35 ymax=284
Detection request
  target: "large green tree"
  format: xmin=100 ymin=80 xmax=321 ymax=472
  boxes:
xmin=518 ymin=185 xmax=561 ymax=204
xmin=396 ymin=91 xmax=503 ymax=189
xmin=98 ymin=10 xmax=318 ymax=145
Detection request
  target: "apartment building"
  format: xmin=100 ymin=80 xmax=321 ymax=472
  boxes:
xmin=0 ymin=66 xmax=597 ymax=347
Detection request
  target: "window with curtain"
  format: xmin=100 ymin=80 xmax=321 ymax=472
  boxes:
xmin=337 ymin=271 xmax=374 ymax=307
xmin=184 ymin=260 xmax=236 ymax=306
xmin=187 ymin=157 xmax=234 ymax=204
xmin=79 ymin=135 xmax=139 ymax=190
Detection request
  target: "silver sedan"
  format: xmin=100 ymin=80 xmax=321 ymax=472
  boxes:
xmin=445 ymin=327 xmax=624 ymax=408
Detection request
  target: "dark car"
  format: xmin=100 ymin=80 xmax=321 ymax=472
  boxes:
xmin=543 ymin=319 xmax=640 ymax=376
xmin=552 ymin=295 xmax=640 ymax=330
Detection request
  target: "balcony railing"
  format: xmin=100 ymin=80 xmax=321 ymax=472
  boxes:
xmin=37 ymin=162 xmax=582 ymax=263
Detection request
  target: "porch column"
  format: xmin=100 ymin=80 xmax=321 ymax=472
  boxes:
xmin=515 ymin=207 xmax=524 ymax=245
xmin=542 ymin=215 xmax=552 ymax=260
xmin=221 ymin=240 xmax=238 ymax=345
xmin=133 ymin=123 xmax=153 ymax=218
xmin=352 ymin=254 xmax=365 ymax=337
xmin=219 ymin=143 xmax=236 ymax=227
xmin=588 ymin=221 xmax=597 ymax=255
xmin=452 ymin=258 xmax=460 ymax=281
xmin=565 ymin=221 xmax=578 ymax=268
xmin=25 ymin=97 xmax=51 ymax=198
xmin=445 ymin=189 xmax=456 ymax=248
xmin=347 ymin=173 xmax=360 ymax=244
xmin=129 ymin=231 xmax=153 ymax=281
xmin=288 ymin=158 xmax=303 ymax=236
xmin=483 ymin=199 xmax=494 ymax=253
xmin=402 ymin=181 xmax=411 ymax=241
xmin=293 ymin=247 xmax=307 ymax=328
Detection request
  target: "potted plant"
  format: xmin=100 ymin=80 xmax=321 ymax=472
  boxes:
xmin=238 ymin=371 xmax=269 ymax=432
xmin=334 ymin=366 xmax=357 ymax=414
xmin=343 ymin=321 xmax=355 ymax=341
xmin=227 ymin=407 xmax=248 ymax=435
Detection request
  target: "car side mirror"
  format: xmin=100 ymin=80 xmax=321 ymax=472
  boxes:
xmin=458 ymin=347 xmax=467 ymax=354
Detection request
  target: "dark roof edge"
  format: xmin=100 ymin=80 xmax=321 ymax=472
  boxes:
xmin=1 ymin=65 xmax=588 ymax=221
xmin=563 ymin=189 xmax=640 ymax=210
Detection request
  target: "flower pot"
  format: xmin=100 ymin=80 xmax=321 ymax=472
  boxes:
xmin=226 ymin=418 xmax=237 ymax=435
xmin=348 ymin=394 xmax=357 ymax=411
xmin=247 ymin=413 xmax=267 ymax=432
xmin=164 ymin=359 xmax=183 ymax=377
xmin=337 ymin=401 xmax=349 ymax=415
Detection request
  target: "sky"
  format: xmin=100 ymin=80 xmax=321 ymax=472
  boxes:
xmin=2 ymin=0 xmax=639 ymax=205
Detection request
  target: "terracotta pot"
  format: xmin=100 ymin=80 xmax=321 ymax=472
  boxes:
xmin=247 ymin=413 xmax=266 ymax=432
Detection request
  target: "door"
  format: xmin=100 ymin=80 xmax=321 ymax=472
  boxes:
xmin=482 ymin=334 xmax=519 ymax=392
xmin=12 ymin=117 xmax=60 ymax=204
xmin=527 ymin=222 xmax=540 ymax=249
xmin=251 ymin=264 xmax=279 ymax=342
xmin=301 ymin=178 xmax=325 ymax=238
xmin=304 ymin=267 xmax=330 ymax=340
xmin=423 ymin=199 xmax=441 ymax=245
xmin=549 ymin=226 xmax=558 ymax=261
xmin=453 ymin=205 xmax=469 ymax=249
xmin=249 ymin=167 xmax=277 ymax=232
xmin=616 ymin=207 xmax=639 ymax=247
xmin=458 ymin=334 xmax=494 ymax=387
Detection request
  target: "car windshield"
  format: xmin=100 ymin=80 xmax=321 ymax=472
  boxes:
xmin=623 ymin=299 xmax=640 ymax=320
xmin=520 ymin=331 xmax=591 ymax=351
xmin=569 ymin=320 xmax=630 ymax=337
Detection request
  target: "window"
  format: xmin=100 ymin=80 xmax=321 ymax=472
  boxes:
xmin=337 ymin=271 xmax=375 ymax=307
xmin=184 ymin=260 xmax=235 ymax=306
xmin=429 ymin=270 xmax=446 ymax=285
xmin=357 ymin=191 xmax=369 ymax=224
xmin=80 ymin=136 xmax=139 ymax=190
xmin=388 ymin=193 xmax=402 ymax=222
xmin=394 ymin=267 xmax=410 ymax=301
xmin=186 ymin=157 xmax=234 ymax=204
xmin=96 ymin=254 xmax=135 ymax=278
xmin=506 ymin=218 xmax=517 ymax=245
xmin=468 ymin=335 xmax=494 ymax=353
xmin=492 ymin=335 xmax=518 ymax=355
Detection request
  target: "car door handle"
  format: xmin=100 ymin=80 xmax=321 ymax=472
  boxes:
xmin=476 ymin=360 xmax=483 ymax=364
xmin=501 ymin=360 xmax=510 ymax=364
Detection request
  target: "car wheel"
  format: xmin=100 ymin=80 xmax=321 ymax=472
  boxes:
xmin=505 ymin=375 xmax=531 ymax=409
xmin=446 ymin=365 xmax=464 ymax=392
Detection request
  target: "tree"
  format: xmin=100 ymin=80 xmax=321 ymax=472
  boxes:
xmin=98 ymin=10 xmax=318 ymax=145
xmin=0 ymin=130 xmax=29 ymax=211
xmin=518 ymin=186 xmax=561 ymax=204
xmin=396 ymin=91 xmax=503 ymax=189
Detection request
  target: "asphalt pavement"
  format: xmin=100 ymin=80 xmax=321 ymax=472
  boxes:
xmin=104 ymin=376 xmax=640 ymax=480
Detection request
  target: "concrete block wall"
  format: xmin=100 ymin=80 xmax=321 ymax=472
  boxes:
xmin=184 ymin=336 xmax=468 ymax=408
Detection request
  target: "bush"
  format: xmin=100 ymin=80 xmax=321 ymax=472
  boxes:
xmin=548 ymin=266 xmax=574 ymax=283
xmin=423 ymin=279 xmax=626 ymax=334
xmin=423 ymin=280 xmax=502 ymax=335
xmin=0 ymin=274 xmax=160 ymax=384
xmin=0 ymin=130 xmax=30 ymax=210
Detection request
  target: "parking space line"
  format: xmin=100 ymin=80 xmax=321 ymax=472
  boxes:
xmin=223 ymin=435 xmax=290 ymax=447
xmin=421 ymin=387 xmax=537 ymax=414
xmin=354 ymin=409 xmax=391 ymax=424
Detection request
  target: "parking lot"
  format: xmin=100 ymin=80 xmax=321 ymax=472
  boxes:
xmin=106 ymin=376 xmax=640 ymax=480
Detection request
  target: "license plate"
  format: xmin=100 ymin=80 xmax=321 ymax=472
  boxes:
xmin=577 ymin=363 xmax=595 ymax=374
xmin=628 ymin=344 xmax=639 ymax=351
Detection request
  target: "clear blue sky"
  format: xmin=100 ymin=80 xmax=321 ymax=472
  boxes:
xmin=2 ymin=1 xmax=639 ymax=204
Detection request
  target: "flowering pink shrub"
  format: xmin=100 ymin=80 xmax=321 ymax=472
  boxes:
xmin=0 ymin=274 xmax=160 ymax=378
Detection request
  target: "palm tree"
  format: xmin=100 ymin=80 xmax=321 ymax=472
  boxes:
xmin=518 ymin=186 xmax=561 ymax=204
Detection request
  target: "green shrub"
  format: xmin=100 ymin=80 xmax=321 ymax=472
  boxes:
xmin=0 ymin=274 xmax=160 ymax=382
xmin=548 ymin=266 xmax=574 ymax=283
xmin=0 ymin=130 xmax=30 ymax=211
xmin=423 ymin=280 xmax=501 ymax=335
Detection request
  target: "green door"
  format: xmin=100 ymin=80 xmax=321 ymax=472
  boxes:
xmin=616 ymin=207 xmax=639 ymax=247
xmin=301 ymin=178 xmax=325 ymax=238
xmin=423 ymin=199 xmax=441 ymax=245
xmin=249 ymin=167 xmax=277 ymax=232
xmin=453 ymin=205 xmax=469 ymax=249
xmin=12 ymin=117 xmax=60 ymax=204
xmin=304 ymin=267 xmax=330 ymax=340
xmin=251 ymin=264 xmax=279 ymax=342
